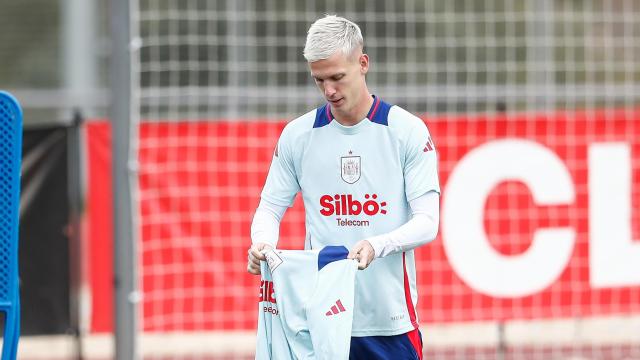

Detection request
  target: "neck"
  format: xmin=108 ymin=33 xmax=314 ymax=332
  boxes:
xmin=333 ymin=92 xmax=374 ymax=126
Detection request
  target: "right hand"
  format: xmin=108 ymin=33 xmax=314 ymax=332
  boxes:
xmin=247 ymin=242 xmax=273 ymax=275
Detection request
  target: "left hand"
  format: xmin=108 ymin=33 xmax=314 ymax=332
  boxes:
xmin=246 ymin=242 xmax=273 ymax=275
xmin=348 ymin=240 xmax=375 ymax=270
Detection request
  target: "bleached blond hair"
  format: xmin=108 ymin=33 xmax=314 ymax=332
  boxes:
xmin=303 ymin=15 xmax=364 ymax=62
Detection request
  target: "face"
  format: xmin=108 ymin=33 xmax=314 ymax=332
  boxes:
xmin=309 ymin=50 xmax=369 ymax=116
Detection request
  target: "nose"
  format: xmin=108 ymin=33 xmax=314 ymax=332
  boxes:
xmin=324 ymin=81 xmax=336 ymax=98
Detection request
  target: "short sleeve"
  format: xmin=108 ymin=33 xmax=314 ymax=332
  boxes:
xmin=403 ymin=121 xmax=440 ymax=201
xmin=260 ymin=126 xmax=301 ymax=207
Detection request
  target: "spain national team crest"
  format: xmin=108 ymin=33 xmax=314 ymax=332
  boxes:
xmin=264 ymin=249 xmax=283 ymax=272
xmin=341 ymin=155 xmax=361 ymax=184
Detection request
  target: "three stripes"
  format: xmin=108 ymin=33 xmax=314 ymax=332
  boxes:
xmin=325 ymin=299 xmax=346 ymax=316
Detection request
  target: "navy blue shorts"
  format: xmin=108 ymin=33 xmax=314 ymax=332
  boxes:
xmin=349 ymin=328 xmax=423 ymax=360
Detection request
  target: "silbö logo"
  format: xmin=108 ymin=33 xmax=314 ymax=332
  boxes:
xmin=319 ymin=194 xmax=387 ymax=227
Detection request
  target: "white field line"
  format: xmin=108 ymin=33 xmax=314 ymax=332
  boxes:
xmin=16 ymin=315 xmax=640 ymax=358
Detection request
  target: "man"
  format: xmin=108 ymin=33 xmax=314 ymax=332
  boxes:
xmin=247 ymin=15 xmax=440 ymax=359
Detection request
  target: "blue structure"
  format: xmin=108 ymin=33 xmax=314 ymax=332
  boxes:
xmin=0 ymin=91 xmax=22 ymax=360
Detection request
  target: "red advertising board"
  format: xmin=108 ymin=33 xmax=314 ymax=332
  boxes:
xmin=86 ymin=109 xmax=640 ymax=332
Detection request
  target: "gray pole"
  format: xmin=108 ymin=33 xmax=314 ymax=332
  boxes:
xmin=110 ymin=0 xmax=139 ymax=359
xmin=227 ymin=0 xmax=248 ymax=119
xmin=67 ymin=111 xmax=84 ymax=360
xmin=62 ymin=0 xmax=98 ymax=120
xmin=62 ymin=2 xmax=97 ymax=355
xmin=527 ymin=0 xmax=555 ymax=110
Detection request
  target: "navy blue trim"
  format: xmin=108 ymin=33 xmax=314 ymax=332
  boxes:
xmin=318 ymin=246 xmax=349 ymax=270
xmin=349 ymin=330 xmax=422 ymax=359
xmin=368 ymin=97 xmax=392 ymax=126
xmin=365 ymin=96 xmax=380 ymax=119
xmin=313 ymin=104 xmax=332 ymax=128
xmin=314 ymin=96 xmax=392 ymax=128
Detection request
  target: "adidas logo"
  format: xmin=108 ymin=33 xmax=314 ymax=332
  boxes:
xmin=423 ymin=136 xmax=435 ymax=152
xmin=325 ymin=299 xmax=347 ymax=316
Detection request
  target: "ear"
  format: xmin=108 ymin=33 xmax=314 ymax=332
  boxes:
xmin=359 ymin=54 xmax=369 ymax=74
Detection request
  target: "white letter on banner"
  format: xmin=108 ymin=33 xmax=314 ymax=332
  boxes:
xmin=442 ymin=139 xmax=575 ymax=298
xmin=589 ymin=143 xmax=640 ymax=288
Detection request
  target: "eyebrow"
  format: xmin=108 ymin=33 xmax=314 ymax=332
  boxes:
xmin=312 ymin=72 xmax=346 ymax=81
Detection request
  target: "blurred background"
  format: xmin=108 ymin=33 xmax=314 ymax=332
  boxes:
xmin=2 ymin=0 xmax=640 ymax=359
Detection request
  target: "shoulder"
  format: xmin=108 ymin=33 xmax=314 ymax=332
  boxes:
xmin=386 ymin=104 xmax=430 ymax=137
xmin=279 ymin=107 xmax=318 ymax=141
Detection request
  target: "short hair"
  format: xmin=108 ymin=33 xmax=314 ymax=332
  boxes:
xmin=303 ymin=15 xmax=364 ymax=62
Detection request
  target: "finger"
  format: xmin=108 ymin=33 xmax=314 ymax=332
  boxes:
xmin=247 ymin=260 xmax=261 ymax=275
xmin=250 ymin=255 xmax=261 ymax=268
xmin=250 ymin=246 xmax=267 ymax=261
xmin=246 ymin=250 xmax=263 ymax=275
xmin=357 ymin=254 xmax=367 ymax=270
xmin=347 ymin=246 xmax=362 ymax=260
xmin=358 ymin=245 xmax=375 ymax=270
